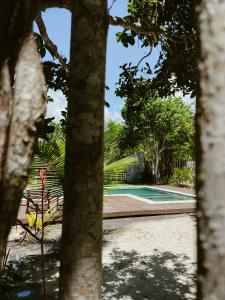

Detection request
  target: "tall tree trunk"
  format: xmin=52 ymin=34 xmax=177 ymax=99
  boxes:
xmin=0 ymin=1 xmax=44 ymax=264
xmin=197 ymin=1 xmax=225 ymax=299
xmin=0 ymin=33 xmax=46 ymax=264
xmin=59 ymin=1 xmax=108 ymax=299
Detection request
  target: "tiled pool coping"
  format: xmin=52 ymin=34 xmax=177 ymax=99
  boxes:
xmin=104 ymin=185 xmax=196 ymax=205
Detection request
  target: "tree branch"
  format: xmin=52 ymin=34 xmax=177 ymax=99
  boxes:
xmin=36 ymin=14 xmax=69 ymax=74
xmin=16 ymin=219 xmax=41 ymax=243
xmin=36 ymin=14 xmax=110 ymax=107
xmin=41 ymin=0 xmax=71 ymax=10
xmin=109 ymin=15 xmax=158 ymax=36
xmin=108 ymin=0 xmax=118 ymax=12
xmin=109 ymin=15 xmax=193 ymax=43
xmin=40 ymin=1 xmax=192 ymax=43
xmin=137 ymin=47 xmax=153 ymax=67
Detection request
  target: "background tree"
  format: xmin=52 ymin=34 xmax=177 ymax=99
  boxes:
xmin=120 ymin=93 xmax=194 ymax=183
xmin=115 ymin=0 xmax=197 ymax=99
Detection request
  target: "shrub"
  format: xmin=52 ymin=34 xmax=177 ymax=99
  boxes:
xmin=169 ymin=168 xmax=194 ymax=187
xmin=104 ymin=173 xmax=114 ymax=185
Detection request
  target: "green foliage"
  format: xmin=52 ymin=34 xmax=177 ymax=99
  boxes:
xmin=28 ymin=123 xmax=65 ymax=190
xmin=169 ymin=168 xmax=194 ymax=187
xmin=33 ymin=32 xmax=69 ymax=137
xmin=119 ymin=91 xmax=194 ymax=182
xmin=104 ymin=155 xmax=137 ymax=173
xmin=104 ymin=120 xmax=123 ymax=165
xmin=116 ymin=31 xmax=136 ymax=47
xmin=121 ymin=95 xmax=194 ymax=155
xmin=128 ymin=0 xmax=158 ymax=18
xmin=116 ymin=0 xmax=197 ymax=98
xmin=43 ymin=60 xmax=68 ymax=99
xmin=46 ymin=121 xmax=65 ymax=141
xmin=27 ymin=143 xmax=64 ymax=190
xmin=36 ymin=117 xmax=55 ymax=140
xmin=116 ymin=65 xmax=153 ymax=98
xmin=104 ymin=155 xmax=137 ymax=184
xmin=105 ymin=120 xmax=122 ymax=148
xmin=33 ymin=1 xmax=197 ymax=142
xmin=29 ymin=121 xmax=137 ymax=189
xmin=33 ymin=30 xmax=69 ymax=136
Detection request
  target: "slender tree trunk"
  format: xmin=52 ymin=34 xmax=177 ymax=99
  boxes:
xmin=59 ymin=1 xmax=108 ymax=299
xmin=154 ymin=157 xmax=159 ymax=184
xmin=197 ymin=1 xmax=225 ymax=299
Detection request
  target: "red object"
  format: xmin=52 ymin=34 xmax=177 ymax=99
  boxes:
xmin=39 ymin=168 xmax=48 ymax=188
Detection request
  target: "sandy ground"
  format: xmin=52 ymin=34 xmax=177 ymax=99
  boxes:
xmin=102 ymin=214 xmax=196 ymax=299
xmin=5 ymin=214 xmax=197 ymax=300
xmin=103 ymin=214 xmax=196 ymax=261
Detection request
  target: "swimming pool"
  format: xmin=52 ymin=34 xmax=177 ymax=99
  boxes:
xmin=104 ymin=186 xmax=195 ymax=202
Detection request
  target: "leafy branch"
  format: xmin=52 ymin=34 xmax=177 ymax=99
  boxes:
xmin=36 ymin=14 xmax=69 ymax=74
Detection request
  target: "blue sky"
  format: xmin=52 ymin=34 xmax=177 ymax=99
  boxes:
xmin=37 ymin=0 xmax=160 ymax=124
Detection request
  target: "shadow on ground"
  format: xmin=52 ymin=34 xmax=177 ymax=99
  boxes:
xmin=0 ymin=241 xmax=60 ymax=300
xmin=0 ymin=247 xmax=196 ymax=299
xmin=103 ymin=249 xmax=196 ymax=300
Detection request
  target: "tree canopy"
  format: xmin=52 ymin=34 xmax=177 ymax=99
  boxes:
xmin=33 ymin=0 xmax=197 ymax=133
xmin=119 ymin=93 xmax=194 ymax=182
xmin=115 ymin=0 xmax=197 ymax=99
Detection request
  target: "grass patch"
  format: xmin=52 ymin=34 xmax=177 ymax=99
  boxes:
xmin=104 ymin=156 xmax=137 ymax=173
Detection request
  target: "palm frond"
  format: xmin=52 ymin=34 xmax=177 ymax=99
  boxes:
xmin=27 ymin=138 xmax=65 ymax=191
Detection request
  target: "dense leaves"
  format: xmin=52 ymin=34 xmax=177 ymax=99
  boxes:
xmin=34 ymin=0 xmax=197 ymax=138
xmin=116 ymin=0 xmax=197 ymax=98
xmin=119 ymin=92 xmax=194 ymax=182
xmin=169 ymin=167 xmax=194 ymax=186
xmin=43 ymin=60 xmax=69 ymax=99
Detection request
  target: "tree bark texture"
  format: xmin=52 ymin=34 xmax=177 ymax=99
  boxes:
xmin=59 ymin=1 xmax=108 ymax=299
xmin=0 ymin=0 xmax=41 ymax=69
xmin=0 ymin=34 xmax=46 ymax=264
xmin=197 ymin=1 xmax=225 ymax=299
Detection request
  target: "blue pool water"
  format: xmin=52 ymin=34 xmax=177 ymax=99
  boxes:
xmin=104 ymin=187 xmax=195 ymax=202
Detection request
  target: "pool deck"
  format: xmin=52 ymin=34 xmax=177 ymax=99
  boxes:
xmin=17 ymin=185 xmax=195 ymax=223
xmin=104 ymin=195 xmax=195 ymax=218
xmin=103 ymin=184 xmax=195 ymax=218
